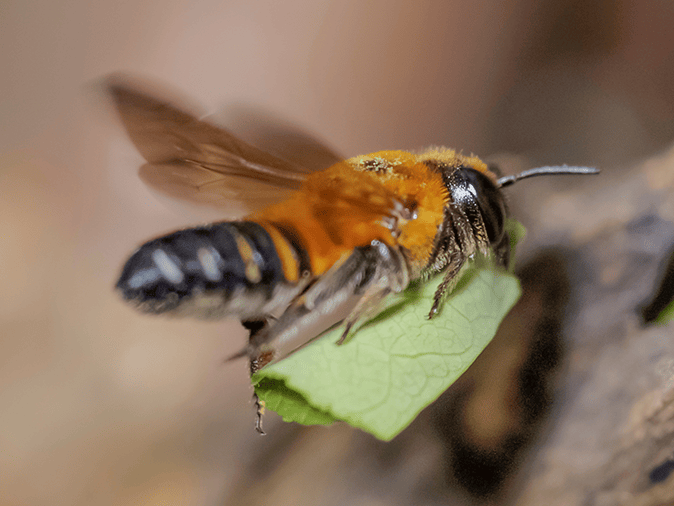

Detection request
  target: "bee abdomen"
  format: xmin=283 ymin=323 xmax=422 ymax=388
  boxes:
xmin=116 ymin=221 xmax=298 ymax=318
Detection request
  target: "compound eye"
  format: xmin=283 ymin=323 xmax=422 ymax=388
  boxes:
xmin=462 ymin=168 xmax=506 ymax=245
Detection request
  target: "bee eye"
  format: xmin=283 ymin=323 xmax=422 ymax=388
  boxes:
xmin=459 ymin=168 xmax=506 ymax=245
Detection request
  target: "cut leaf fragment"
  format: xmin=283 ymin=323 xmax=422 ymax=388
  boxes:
xmin=253 ymin=220 xmax=524 ymax=440
xmin=654 ymin=299 xmax=674 ymax=325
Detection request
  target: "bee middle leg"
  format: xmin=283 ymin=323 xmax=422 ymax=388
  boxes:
xmin=247 ymin=240 xmax=409 ymax=364
xmin=337 ymin=284 xmax=392 ymax=345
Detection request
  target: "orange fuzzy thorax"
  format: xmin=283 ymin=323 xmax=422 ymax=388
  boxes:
xmin=251 ymin=148 xmax=488 ymax=278
xmin=348 ymin=150 xmax=447 ymax=273
xmin=251 ymin=161 xmax=398 ymax=276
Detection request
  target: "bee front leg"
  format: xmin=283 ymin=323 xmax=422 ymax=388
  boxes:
xmin=428 ymin=252 xmax=466 ymax=319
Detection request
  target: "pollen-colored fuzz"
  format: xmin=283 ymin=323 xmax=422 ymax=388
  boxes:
xmin=416 ymin=147 xmax=498 ymax=184
xmin=348 ymin=150 xmax=450 ymax=273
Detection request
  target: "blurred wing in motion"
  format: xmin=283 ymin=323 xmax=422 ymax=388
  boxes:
xmin=220 ymin=103 xmax=344 ymax=173
xmin=104 ymin=74 xmax=323 ymax=215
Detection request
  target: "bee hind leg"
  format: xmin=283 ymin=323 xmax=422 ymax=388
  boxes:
xmin=253 ymin=393 xmax=266 ymax=435
xmin=241 ymin=319 xmax=275 ymax=435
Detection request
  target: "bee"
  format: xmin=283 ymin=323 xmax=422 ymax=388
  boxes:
xmin=107 ymin=76 xmax=598 ymax=432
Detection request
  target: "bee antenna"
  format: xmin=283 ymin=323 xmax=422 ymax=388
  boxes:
xmin=497 ymin=165 xmax=599 ymax=188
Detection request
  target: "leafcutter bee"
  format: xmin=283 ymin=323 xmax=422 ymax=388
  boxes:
xmin=107 ymin=75 xmax=598 ymax=432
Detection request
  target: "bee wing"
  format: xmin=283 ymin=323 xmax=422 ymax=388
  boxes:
xmin=219 ymin=103 xmax=344 ymax=173
xmin=104 ymin=74 xmax=322 ymax=215
xmin=136 ymin=162 xmax=287 ymax=215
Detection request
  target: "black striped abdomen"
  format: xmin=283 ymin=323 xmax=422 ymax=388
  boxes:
xmin=116 ymin=221 xmax=307 ymax=319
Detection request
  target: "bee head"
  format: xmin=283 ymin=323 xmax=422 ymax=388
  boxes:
xmin=450 ymin=164 xmax=601 ymax=247
xmin=451 ymin=167 xmax=507 ymax=246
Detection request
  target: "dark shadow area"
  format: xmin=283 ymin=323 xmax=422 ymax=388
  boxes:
xmin=432 ymin=251 xmax=570 ymax=498
xmin=640 ymin=241 xmax=674 ymax=324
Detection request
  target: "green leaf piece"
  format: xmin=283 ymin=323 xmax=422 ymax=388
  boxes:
xmin=654 ymin=299 xmax=674 ymax=325
xmin=507 ymin=218 xmax=526 ymax=272
xmin=253 ymin=221 xmax=525 ymax=440
xmin=254 ymin=378 xmax=335 ymax=426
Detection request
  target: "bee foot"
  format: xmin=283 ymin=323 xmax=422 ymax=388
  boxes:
xmin=254 ymin=392 xmax=266 ymax=435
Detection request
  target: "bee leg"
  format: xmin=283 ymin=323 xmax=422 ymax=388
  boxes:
xmin=247 ymin=240 xmax=409 ymax=363
xmin=336 ymin=285 xmax=391 ymax=345
xmin=242 ymin=319 xmax=276 ymax=373
xmin=242 ymin=319 xmax=275 ymax=435
xmin=253 ymin=393 xmax=266 ymax=435
xmin=428 ymin=253 xmax=466 ymax=319
xmin=249 ymin=350 xmax=273 ymax=435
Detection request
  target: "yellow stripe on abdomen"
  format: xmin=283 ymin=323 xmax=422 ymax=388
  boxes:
xmin=259 ymin=222 xmax=301 ymax=283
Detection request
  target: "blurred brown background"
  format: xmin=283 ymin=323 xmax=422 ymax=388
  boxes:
xmin=2 ymin=1 xmax=674 ymax=505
